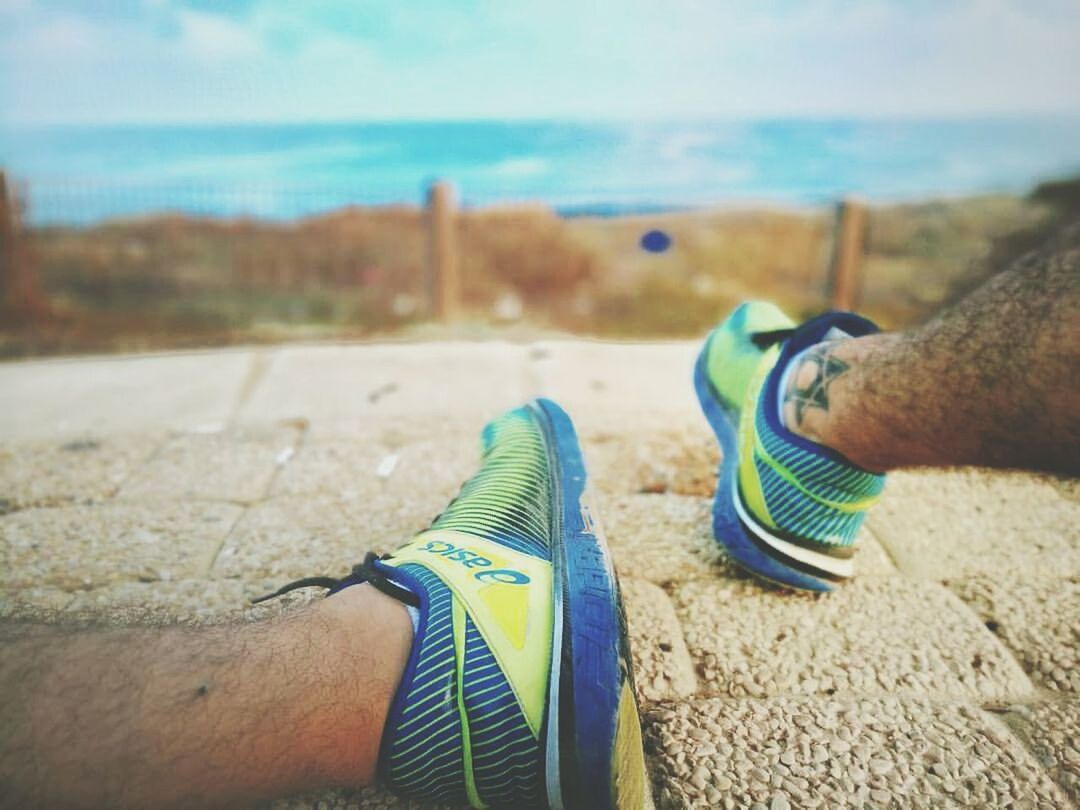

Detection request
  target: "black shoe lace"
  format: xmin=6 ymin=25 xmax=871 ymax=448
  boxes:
xmin=750 ymin=328 xmax=796 ymax=349
xmin=250 ymin=551 xmax=420 ymax=607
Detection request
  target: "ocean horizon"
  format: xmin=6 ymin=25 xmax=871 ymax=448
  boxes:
xmin=3 ymin=117 xmax=1080 ymax=224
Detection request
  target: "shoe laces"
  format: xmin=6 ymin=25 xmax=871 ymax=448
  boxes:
xmin=250 ymin=550 xmax=420 ymax=607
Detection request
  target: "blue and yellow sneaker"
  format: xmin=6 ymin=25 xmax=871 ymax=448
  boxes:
xmin=257 ymin=399 xmax=646 ymax=808
xmin=693 ymin=302 xmax=887 ymax=591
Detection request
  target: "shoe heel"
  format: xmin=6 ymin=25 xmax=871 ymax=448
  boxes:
xmin=694 ymin=347 xmax=839 ymax=593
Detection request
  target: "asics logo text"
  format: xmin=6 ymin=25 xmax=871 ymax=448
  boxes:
xmin=420 ymin=540 xmax=531 ymax=585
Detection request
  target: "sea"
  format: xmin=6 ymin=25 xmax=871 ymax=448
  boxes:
xmin=2 ymin=117 xmax=1080 ymax=225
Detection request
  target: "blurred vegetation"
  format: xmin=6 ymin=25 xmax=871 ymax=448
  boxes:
xmin=570 ymin=187 xmax=1066 ymax=335
xmin=936 ymin=176 xmax=1080 ymax=311
xmin=1 ymin=177 xmax=1076 ymax=357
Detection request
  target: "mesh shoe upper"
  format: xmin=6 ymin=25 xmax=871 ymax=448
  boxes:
xmin=705 ymin=300 xmax=795 ymax=410
xmin=705 ymin=303 xmax=887 ymax=560
xmin=376 ymin=406 xmax=555 ymax=808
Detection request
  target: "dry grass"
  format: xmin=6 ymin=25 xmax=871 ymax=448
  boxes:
xmin=570 ymin=194 xmax=1054 ymax=334
xmin=1 ymin=182 xmax=1071 ymax=357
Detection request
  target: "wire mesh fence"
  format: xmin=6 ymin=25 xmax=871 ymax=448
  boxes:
xmin=2 ymin=170 xmax=1065 ymax=358
xmin=24 ymin=181 xmax=379 ymax=227
xmin=3 ymin=175 xmax=644 ymax=353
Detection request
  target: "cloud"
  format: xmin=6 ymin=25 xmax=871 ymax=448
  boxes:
xmin=175 ymin=8 xmax=263 ymax=64
xmin=2 ymin=0 xmax=1079 ymax=124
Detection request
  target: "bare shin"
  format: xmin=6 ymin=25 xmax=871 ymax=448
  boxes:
xmin=0 ymin=585 xmax=411 ymax=809
xmin=784 ymin=227 xmax=1079 ymax=474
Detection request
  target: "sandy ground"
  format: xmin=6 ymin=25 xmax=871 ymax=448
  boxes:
xmin=1 ymin=340 xmax=1077 ymax=808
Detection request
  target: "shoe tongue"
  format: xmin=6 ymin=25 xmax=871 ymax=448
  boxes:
xmin=823 ymin=326 xmax=853 ymax=342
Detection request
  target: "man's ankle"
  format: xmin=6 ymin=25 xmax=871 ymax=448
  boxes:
xmin=780 ymin=333 xmax=896 ymax=473
xmin=313 ymin=584 xmax=414 ymax=784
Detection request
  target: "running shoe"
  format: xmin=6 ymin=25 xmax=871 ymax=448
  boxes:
xmin=693 ymin=302 xmax=887 ymax=591
xmin=256 ymin=399 xmax=646 ymax=809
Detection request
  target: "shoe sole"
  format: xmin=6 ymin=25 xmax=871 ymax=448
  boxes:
xmin=529 ymin=398 xmax=649 ymax=810
xmin=693 ymin=337 xmax=841 ymax=593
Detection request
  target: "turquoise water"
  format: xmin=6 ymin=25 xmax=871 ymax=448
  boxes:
xmin=2 ymin=118 xmax=1080 ymax=224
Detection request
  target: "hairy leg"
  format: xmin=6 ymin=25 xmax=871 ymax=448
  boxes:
xmin=0 ymin=585 xmax=412 ymax=810
xmin=785 ymin=227 xmax=1079 ymax=474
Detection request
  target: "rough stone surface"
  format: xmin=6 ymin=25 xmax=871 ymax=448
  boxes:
xmin=0 ymin=585 xmax=74 ymax=615
xmin=845 ymin=525 xmax=899 ymax=578
xmin=644 ymin=696 xmax=1071 ymax=808
xmin=0 ymin=433 xmax=164 ymax=510
xmin=0 ymin=342 xmax=1074 ymax=809
xmin=1 ymin=501 xmax=242 ymax=589
xmin=603 ymin=494 xmax=728 ymax=584
xmin=673 ymin=577 xmax=1032 ymax=701
xmin=950 ymin=575 xmax=1080 ymax=693
xmin=119 ymin=425 xmax=302 ymax=503
xmin=622 ymin=578 xmax=698 ymax=701
xmin=1000 ymin=700 xmax=1080 ymax=803
xmin=63 ymin=579 xmax=252 ymax=618
xmin=270 ymin=435 xmax=394 ymax=498
xmin=580 ymin=426 xmax=720 ymax=498
xmin=59 ymin=579 xmax=322 ymax=627
xmin=603 ymin=496 xmax=895 ymax=585
xmin=213 ymin=495 xmax=390 ymax=583
xmin=869 ymin=469 xmax=1080 ymax=579
xmin=272 ymin=432 xmax=478 ymax=515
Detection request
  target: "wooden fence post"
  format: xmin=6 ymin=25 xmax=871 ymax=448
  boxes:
xmin=0 ymin=171 xmax=16 ymax=309
xmin=426 ymin=180 xmax=461 ymax=321
xmin=0 ymin=170 xmax=48 ymax=321
xmin=827 ymin=197 xmax=867 ymax=311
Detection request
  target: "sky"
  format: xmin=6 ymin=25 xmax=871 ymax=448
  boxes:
xmin=2 ymin=0 xmax=1079 ymax=125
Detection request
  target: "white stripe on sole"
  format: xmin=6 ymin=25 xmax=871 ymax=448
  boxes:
xmin=731 ymin=476 xmax=856 ymax=579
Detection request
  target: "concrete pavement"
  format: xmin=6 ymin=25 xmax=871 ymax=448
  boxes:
xmin=1 ymin=341 xmax=1077 ymax=808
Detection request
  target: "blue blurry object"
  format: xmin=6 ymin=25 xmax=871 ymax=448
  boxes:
xmin=640 ymin=229 xmax=672 ymax=253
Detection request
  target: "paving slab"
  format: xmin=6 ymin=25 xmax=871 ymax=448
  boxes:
xmin=57 ymin=578 xmax=322 ymax=624
xmin=1046 ymin=474 xmax=1080 ymax=503
xmin=0 ymin=350 xmax=252 ymax=441
xmin=999 ymin=700 xmax=1080 ymax=803
xmin=1 ymin=501 xmax=242 ymax=589
xmin=580 ymin=425 xmax=720 ymax=499
xmin=0 ymin=585 xmax=74 ymax=616
xmin=2 ymin=341 xmax=1076 ymax=809
xmin=0 ymin=579 xmax=318 ymax=629
xmin=602 ymin=494 xmax=896 ymax=585
xmin=949 ymin=575 xmax=1080 ymax=693
xmin=271 ymin=434 xmax=398 ymax=498
xmin=603 ymin=494 xmax=729 ymax=584
xmin=63 ymin=579 xmax=250 ymax=618
xmin=643 ymin=696 xmax=1070 ymax=808
xmin=118 ymin=425 xmax=302 ymax=504
xmin=213 ymin=492 xmax=438 ymax=585
xmin=237 ymin=343 xmax=530 ymax=437
xmin=842 ymin=524 xmax=898 ymax=578
xmin=672 ymin=577 xmax=1032 ymax=702
xmin=529 ymin=340 xmax=703 ymax=434
xmin=622 ymin=578 xmax=698 ymax=702
xmin=272 ymin=433 xmax=478 ymax=509
xmin=868 ymin=469 xmax=1080 ymax=580
xmin=0 ymin=433 xmax=164 ymax=510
